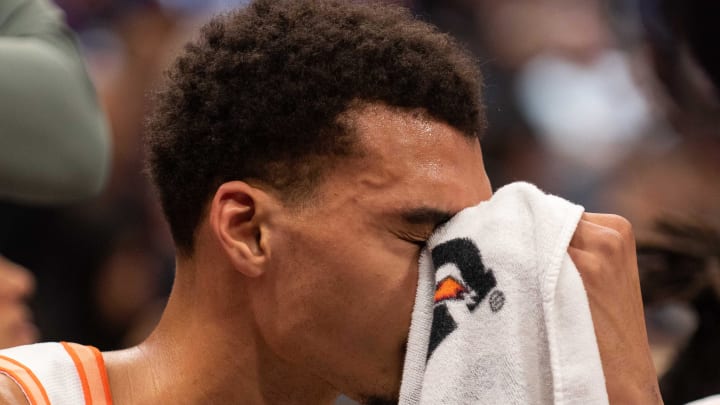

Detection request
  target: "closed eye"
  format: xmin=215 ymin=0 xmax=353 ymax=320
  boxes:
xmin=406 ymin=238 xmax=427 ymax=248
xmin=393 ymin=207 xmax=452 ymax=249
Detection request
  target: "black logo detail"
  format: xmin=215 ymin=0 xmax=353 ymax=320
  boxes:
xmin=489 ymin=290 xmax=505 ymax=313
xmin=427 ymin=238 xmax=503 ymax=360
xmin=428 ymin=304 xmax=457 ymax=358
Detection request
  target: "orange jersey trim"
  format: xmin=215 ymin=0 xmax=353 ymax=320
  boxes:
xmin=61 ymin=342 xmax=113 ymax=405
xmin=61 ymin=342 xmax=92 ymax=404
xmin=0 ymin=355 xmax=51 ymax=405
xmin=91 ymin=347 xmax=113 ymax=404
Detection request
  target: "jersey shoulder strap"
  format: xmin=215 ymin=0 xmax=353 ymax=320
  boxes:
xmin=59 ymin=342 xmax=112 ymax=405
xmin=0 ymin=342 xmax=112 ymax=405
xmin=0 ymin=350 xmax=50 ymax=405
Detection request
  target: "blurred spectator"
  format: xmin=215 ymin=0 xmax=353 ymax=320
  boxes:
xmin=0 ymin=0 xmax=111 ymax=349
xmin=1 ymin=0 xmax=179 ymax=350
xmin=599 ymin=138 xmax=720 ymax=405
xmin=641 ymin=0 xmax=720 ymax=98
xmin=600 ymin=1 xmax=720 ymax=403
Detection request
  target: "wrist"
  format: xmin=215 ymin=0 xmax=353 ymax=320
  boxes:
xmin=607 ymin=379 xmax=663 ymax=405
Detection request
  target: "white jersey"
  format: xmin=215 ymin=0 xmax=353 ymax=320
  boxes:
xmin=0 ymin=342 xmax=111 ymax=405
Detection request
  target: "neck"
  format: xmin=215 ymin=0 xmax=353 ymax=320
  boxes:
xmin=103 ymin=259 xmax=338 ymax=405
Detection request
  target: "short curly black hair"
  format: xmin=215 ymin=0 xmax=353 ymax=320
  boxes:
xmin=146 ymin=0 xmax=484 ymax=256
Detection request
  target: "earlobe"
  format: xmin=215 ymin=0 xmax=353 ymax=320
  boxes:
xmin=210 ymin=181 xmax=271 ymax=277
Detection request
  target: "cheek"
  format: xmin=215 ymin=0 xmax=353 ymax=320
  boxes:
xmin=251 ymin=229 xmax=419 ymax=384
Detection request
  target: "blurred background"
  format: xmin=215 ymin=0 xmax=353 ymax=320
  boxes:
xmin=0 ymin=1 xmax=718 ymax=404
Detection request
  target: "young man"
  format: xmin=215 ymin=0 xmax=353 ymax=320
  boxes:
xmin=0 ymin=0 xmax=661 ymax=404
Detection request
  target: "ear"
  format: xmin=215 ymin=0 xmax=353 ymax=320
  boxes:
xmin=209 ymin=181 xmax=274 ymax=277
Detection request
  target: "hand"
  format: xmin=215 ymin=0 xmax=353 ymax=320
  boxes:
xmin=0 ymin=256 xmax=38 ymax=349
xmin=569 ymin=213 xmax=663 ymax=404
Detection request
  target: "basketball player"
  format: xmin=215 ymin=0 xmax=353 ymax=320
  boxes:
xmin=0 ymin=1 xmax=661 ymax=404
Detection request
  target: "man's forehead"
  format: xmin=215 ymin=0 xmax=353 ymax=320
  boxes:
xmin=313 ymin=103 xmax=489 ymax=219
xmin=349 ymin=104 xmax=453 ymax=144
xmin=346 ymin=104 xmax=480 ymax=168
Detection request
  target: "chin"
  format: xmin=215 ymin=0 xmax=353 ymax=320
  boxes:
xmin=356 ymin=392 xmax=399 ymax=405
xmin=349 ymin=373 xmax=401 ymax=405
xmin=343 ymin=344 xmax=406 ymax=405
xmin=360 ymin=397 xmax=399 ymax=405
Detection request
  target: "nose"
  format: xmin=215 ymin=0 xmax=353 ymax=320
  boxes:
xmin=0 ymin=256 xmax=36 ymax=301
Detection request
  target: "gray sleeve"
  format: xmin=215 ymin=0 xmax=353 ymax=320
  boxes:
xmin=0 ymin=0 xmax=111 ymax=204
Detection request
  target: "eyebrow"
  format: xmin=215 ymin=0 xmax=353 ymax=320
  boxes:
xmin=399 ymin=207 xmax=454 ymax=229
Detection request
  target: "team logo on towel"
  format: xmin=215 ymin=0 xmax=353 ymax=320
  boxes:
xmin=434 ymin=276 xmax=467 ymax=303
xmin=427 ymin=238 xmax=505 ymax=360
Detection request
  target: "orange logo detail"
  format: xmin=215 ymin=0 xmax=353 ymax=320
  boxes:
xmin=434 ymin=276 xmax=467 ymax=303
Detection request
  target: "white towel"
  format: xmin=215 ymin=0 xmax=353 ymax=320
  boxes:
xmin=399 ymin=182 xmax=609 ymax=405
xmin=687 ymin=396 xmax=720 ymax=405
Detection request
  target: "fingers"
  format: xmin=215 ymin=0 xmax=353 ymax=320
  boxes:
xmin=570 ymin=214 xmax=638 ymax=279
xmin=0 ymin=256 xmax=35 ymax=300
xmin=570 ymin=213 xmax=642 ymax=299
xmin=571 ymin=213 xmax=636 ymax=250
xmin=0 ymin=302 xmax=38 ymax=348
xmin=0 ymin=257 xmax=38 ymax=348
xmin=568 ymin=246 xmax=606 ymax=297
